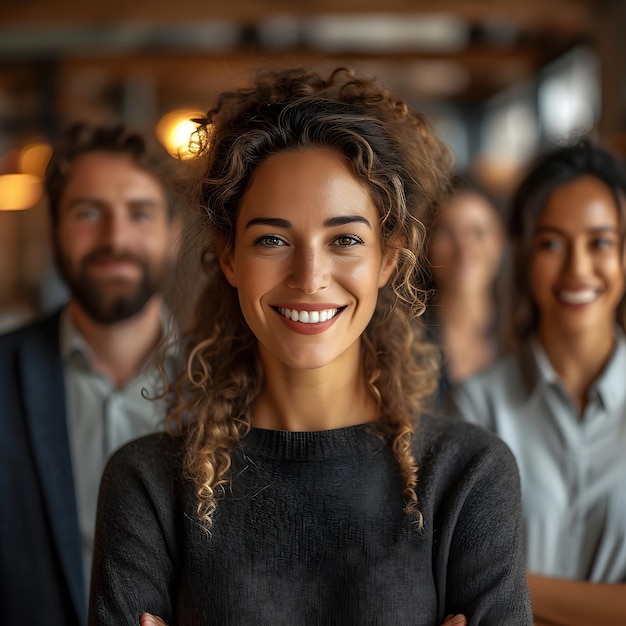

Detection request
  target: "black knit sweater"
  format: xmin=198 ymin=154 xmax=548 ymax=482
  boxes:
xmin=89 ymin=415 xmax=532 ymax=625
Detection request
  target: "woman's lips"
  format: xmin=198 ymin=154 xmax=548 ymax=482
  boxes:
xmin=273 ymin=305 xmax=346 ymax=335
xmin=555 ymin=288 xmax=599 ymax=305
xmin=277 ymin=306 xmax=339 ymax=324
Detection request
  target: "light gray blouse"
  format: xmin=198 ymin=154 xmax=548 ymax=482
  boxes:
xmin=449 ymin=332 xmax=626 ymax=583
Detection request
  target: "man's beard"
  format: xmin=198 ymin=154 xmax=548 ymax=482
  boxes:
xmin=56 ymin=246 xmax=165 ymax=325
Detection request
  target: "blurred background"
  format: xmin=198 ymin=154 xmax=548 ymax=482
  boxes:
xmin=0 ymin=0 xmax=624 ymax=329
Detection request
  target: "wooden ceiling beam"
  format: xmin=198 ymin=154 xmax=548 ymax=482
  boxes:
xmin=0 ymin=0 xmax=596 ymax=32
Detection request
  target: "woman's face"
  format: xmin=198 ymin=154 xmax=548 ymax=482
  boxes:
xmin=219 ymin=148 xmax=396 ymax=372
xmin=429 ymin=191 xmax=503 ymax=296
xmin=530 ymin=175 xmax=626 ymax=339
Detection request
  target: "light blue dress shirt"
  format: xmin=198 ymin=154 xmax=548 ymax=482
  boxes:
xmin=449 ymin=330 xmax=626 ymax=583
xmin=60 ymin=308 xmax=177 ymax=594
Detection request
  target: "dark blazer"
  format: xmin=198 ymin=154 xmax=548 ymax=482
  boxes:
xmin=0 ymin=311 xmax=86 ymax=626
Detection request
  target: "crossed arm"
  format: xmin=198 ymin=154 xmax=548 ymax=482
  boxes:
xmin=137 ymin=576 xmax=626 ymax=626
xmin=139 ymin=613 xmax=468 ymax=625
xmin=138 ymin=576 xmax=626 ymax=626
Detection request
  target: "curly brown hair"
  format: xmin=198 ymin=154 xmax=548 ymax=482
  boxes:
xmin=165 ymin=66 xmax=452 ymax=528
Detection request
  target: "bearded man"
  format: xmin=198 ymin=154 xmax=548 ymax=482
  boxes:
xmin=0 ymin=124 xmax=183 ymax=626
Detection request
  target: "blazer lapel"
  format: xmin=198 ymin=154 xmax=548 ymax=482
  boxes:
xmin=20 ymin=315 xmax=86 ymax=624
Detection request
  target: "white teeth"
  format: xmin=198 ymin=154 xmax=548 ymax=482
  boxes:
xmin=558 ymin=289 xmax=597 ymax=305
xmin=278 ymin=307 xmax=338 ymax=323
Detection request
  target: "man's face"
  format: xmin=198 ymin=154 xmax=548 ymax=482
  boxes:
xmin=54 ymin=151 xmax=179 ymax=325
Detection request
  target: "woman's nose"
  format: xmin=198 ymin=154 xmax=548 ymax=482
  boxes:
xmin=286 ymin=247 xmax=331 ymax=293
xmin=565 ymin=242 xmax=593 ymax=277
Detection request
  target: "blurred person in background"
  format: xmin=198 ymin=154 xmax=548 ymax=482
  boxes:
xmin=0 ymin=123 xmax=182 ymax=626
xmin=449 ymin=138 xmax=626 ymax=625
xmin=426 ymin=177 xmax=506 ymax=399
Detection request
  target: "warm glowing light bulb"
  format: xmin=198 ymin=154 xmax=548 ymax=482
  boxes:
xmin=156 ymin=110 xmax=202 ymax=159
xmin=0 ymin=174 xmax=43 ymax=210
xmin=18 ymin=141 xmax=53 ymax=177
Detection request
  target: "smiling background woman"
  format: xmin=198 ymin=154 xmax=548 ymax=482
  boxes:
xmin=88 ymin=67 xmax=531 ymax=626
xmin=450 ymin=138 xmax=626 ymax=625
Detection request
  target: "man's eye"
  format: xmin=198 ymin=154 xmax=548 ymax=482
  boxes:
xmin=77 ymin=207 xmax=99 ymax=220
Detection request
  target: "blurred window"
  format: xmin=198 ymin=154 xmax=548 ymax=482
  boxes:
xmin=538 ymin=45 xmax=600 ymax=142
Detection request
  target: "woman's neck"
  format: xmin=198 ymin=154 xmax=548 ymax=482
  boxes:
xmin=251 ymin=347 xmax=379 ymax=432
xmin=538 ymin=324 xmax=615 ymax=415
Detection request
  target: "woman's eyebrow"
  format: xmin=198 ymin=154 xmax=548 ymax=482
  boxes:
xmin=323 ymin=215 xmax=372 ymax=228
xmin=534 ymin=225 xmax=618 ymax=235
xmin=245 ymin=217 xmax=292 ymax=229
xmin=245 ymin=215 xmax=372 ymax=229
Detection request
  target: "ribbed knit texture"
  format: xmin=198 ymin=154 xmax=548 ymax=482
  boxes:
xmin=89 ymin=416 xmax=532 ymax=625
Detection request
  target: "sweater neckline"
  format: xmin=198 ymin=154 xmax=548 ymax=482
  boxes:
xmin=240 ymin=423 xmax=382 ymax=461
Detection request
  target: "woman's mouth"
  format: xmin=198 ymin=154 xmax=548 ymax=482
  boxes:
xmin=556 ymin=288 xmax=599 ymax=305
xmin=276 ymin=307 xmax=340 ymax=324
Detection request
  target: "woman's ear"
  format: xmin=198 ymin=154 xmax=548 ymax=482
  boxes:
xmin=218 ymin=246 xmax=238 ymax=288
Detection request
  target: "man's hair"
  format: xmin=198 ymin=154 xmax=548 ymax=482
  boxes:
xmin=44 ymin=122 xmax=182 ymax=225
xmin=509 ymin=137 xmax=626 ymax=342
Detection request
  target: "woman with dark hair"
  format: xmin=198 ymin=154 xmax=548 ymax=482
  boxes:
xmin=88 ymin=67 xmax=531 ymax=626
xmin=451 ymin=138 xmax=626 ymax=624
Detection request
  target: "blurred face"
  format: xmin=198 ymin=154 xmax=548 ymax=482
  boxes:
xmin=530 ymin=175 xmax=626 ymax=339
xmin=429 ymin=190 xmax=503 ymax=295
xmin=54 ymin=151 xmax=179 ymax=325
xmin=219 ymin=149 xmax=396 ymax=372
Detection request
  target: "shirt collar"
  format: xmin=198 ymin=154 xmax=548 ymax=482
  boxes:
xmin=519 ymin=338 xmax=557 ymax=408
xmin=525 ymin=327 xmax=626 ymax=413
xmin=60 ymin=307 xmax=94 ymax=369
xmin=59 ymin=305 xmax=180 ymax=375
xmin=593 ymin=327 xmax=626 ymax=412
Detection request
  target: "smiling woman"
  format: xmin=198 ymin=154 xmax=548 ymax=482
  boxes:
xmin=88 ymin=66 xmax=532 ymax=626
xmin=219 ymin=149 xmax=395 ymax=381
xmin=529 ymin=175 xmax=625 ymax=350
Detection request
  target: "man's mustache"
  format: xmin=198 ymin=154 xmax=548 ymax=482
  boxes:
xmin=82 ymin=248 xmax=145 ymax=268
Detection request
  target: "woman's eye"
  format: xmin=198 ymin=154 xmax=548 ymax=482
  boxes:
xmin=334 ymin=235 xmax=364 ymax=247
xmin=471 ymin=226 xmax=488 ymax=240
xmin=535 ymin=238 xmax=561 ymax=251
xmin=254 ymin=235 xmax=285 ymax=248
xmin=592 ymin=237 xmax=615 ymax=249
